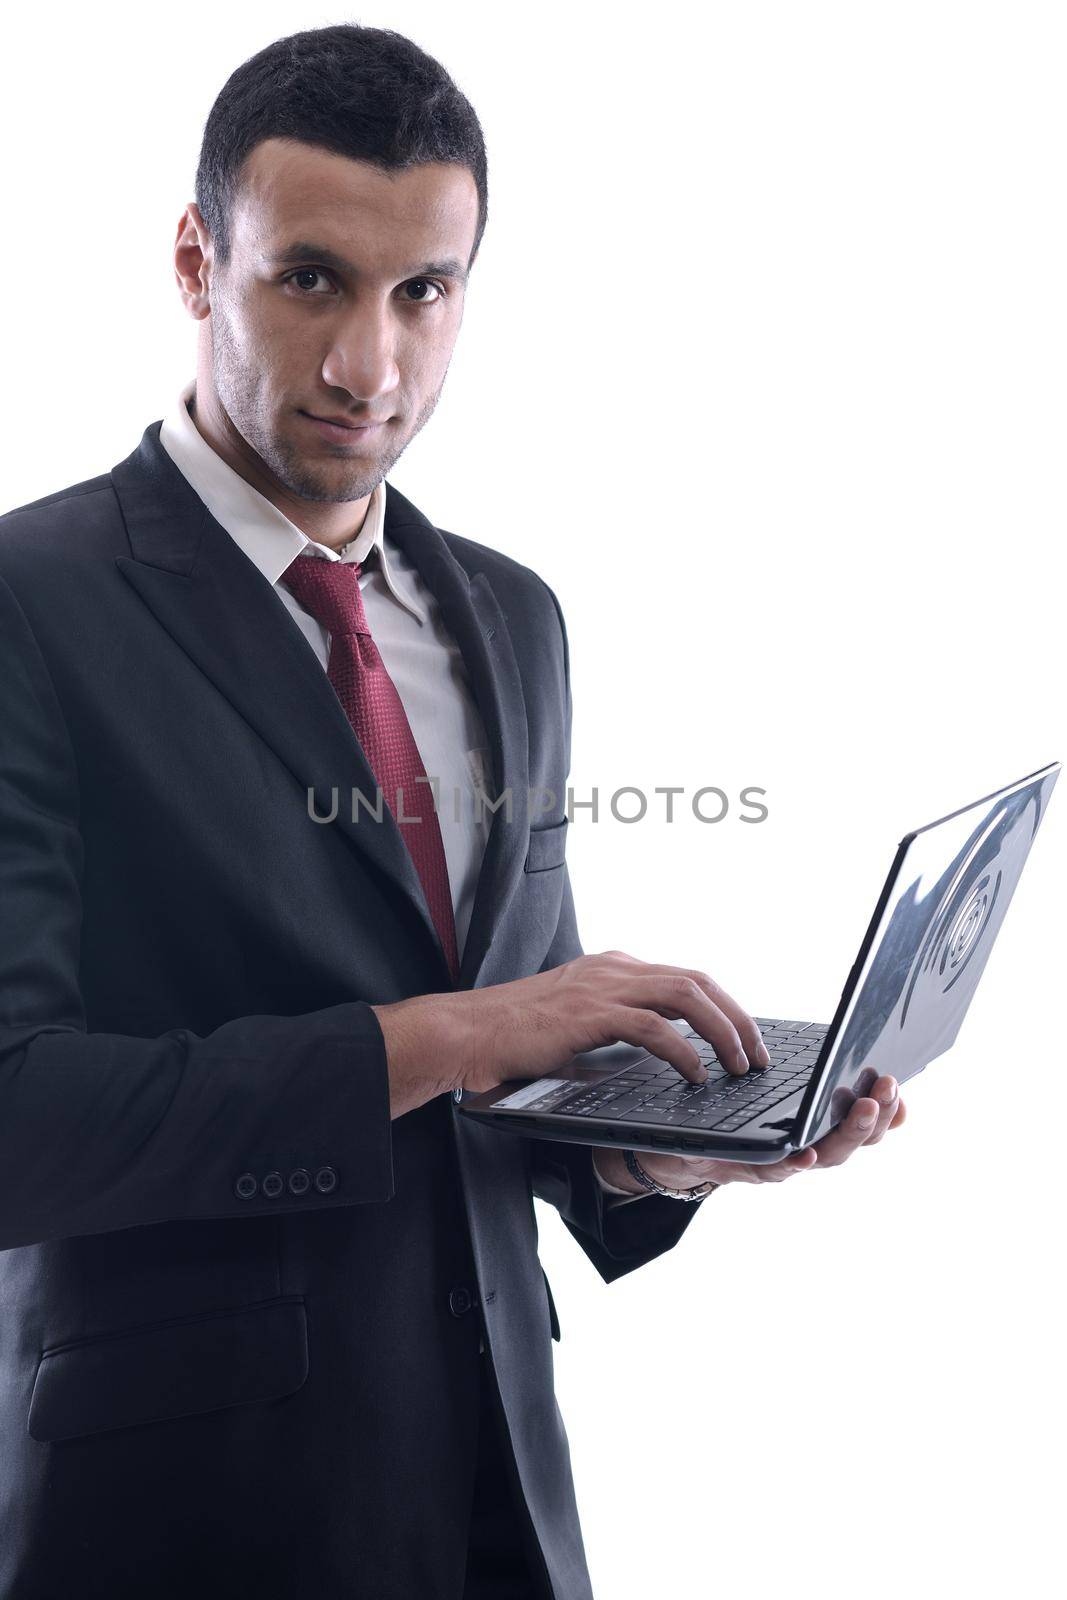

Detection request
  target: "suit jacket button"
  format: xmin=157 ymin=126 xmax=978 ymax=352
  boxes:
xmin=235 ymin=1173 xmax=258 ymax=1200
xmin=288 ymin=1168 xmax=311 ymax=1196
xmin=314 ymin=1165 xmax=338 ymax=1195
xmin=262 ymin=1171 xmax=284 ymax=1199
xmin=449 ymin=1286 xmax=475 ymax=1317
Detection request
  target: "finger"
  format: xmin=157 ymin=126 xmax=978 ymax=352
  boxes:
xmin=889 ymin=1097 xmax=907 ymax=1129
xmin=671 ymin=967 xmax=769 ymax=1068
xmin=599 ymin=954 xmax=766 ymax=1073
xmin=684 ymin=973 xmax=770 ymax=1068
xmin=787 ymin=1145 xmax=819 ymax=1172
xmin=754 ymin=1145 xmax=819 ymax=1182
xmin=809 ymin=1096 xmax=880 ymax=1167
xmin=862 ymin=1076 xmax=900 ymax=1145
xmin=629 ymin=974 xmax=750 ymax=1075
xmin=604 ymin=1005 xmax=710 ymax=1084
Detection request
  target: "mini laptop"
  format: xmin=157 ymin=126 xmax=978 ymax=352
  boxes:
xmin=459 ymin=763 xmax=1059 ymax=1163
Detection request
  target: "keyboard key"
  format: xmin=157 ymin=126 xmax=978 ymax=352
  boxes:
xmin=684 ymin=1106 xmax=743 ymax=1129
xmin=602 ymin=1096 xmax=653 ymax=1117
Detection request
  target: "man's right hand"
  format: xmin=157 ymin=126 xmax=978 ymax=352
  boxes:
xmin=370 ymin=950 xmax=771 ymax=1120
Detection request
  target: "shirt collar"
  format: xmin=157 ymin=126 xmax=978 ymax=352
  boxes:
xmin=159 ymin=378 xmax=426 ymax=623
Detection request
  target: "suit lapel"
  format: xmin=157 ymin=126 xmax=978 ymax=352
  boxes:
xmin=383 ymin=503 xmax=530 ymax=989
xmin=110 ymin=422 xmax=529 ymax=990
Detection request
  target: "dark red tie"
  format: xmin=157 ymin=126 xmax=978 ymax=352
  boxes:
xmin=280 ymin=551 xmax=460 ymax=984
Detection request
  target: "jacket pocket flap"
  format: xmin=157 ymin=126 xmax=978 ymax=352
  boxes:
xmin=524 ymin=817 xmax=569 ymax=873
xmin=28 ymin=1296 xmax=308 ymax=1443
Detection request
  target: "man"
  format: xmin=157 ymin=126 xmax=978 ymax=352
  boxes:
xmin=0 ymin=24 xmax=905 ymax=1599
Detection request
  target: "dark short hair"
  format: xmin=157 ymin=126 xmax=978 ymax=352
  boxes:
xmin=195 ymin=24 xmax=488 ymax=269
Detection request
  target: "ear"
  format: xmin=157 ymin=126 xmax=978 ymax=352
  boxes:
xmin=173 ymin=203 xmax=213 ymax=320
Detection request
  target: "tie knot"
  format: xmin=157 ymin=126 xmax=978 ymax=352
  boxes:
xmin=281 ymin=551 xmax=367 ymax=636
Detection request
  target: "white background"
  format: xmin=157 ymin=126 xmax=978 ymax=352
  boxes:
xmin=2 ymin=4 xmax=1064 ymax=1597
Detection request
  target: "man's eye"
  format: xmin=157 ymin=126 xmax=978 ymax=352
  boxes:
xmin=286 ymin=269 xmax=333 ymax=295
xmin=402 ymin=278 xmax=444 ymax=304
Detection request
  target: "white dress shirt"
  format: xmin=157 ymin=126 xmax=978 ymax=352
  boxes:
xmin=158 ymin=381 xmax=634 ymax=1200
xmin=160 ymin=379 xmax=493 ymax=962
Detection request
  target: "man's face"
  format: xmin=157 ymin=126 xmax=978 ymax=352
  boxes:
xmin=201 ymin=138 xmax=479 ymax=505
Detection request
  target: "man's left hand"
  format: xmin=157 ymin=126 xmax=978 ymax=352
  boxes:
xmin=595 ymin=1073 xmax=906 ymax=1194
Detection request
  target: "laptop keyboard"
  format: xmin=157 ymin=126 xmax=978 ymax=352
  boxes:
xmin=544 ymin=1020 xmax=828 ymax=1134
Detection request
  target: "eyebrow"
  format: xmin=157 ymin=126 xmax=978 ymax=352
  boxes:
xmin=268 ymin=241 xmax=469 ymax=284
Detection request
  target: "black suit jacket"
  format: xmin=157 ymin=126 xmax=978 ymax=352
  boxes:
xmin=0 ymin=421 xmax=703 ymax=1598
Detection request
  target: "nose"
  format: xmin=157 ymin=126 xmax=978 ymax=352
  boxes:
xmin=320 ymin=303 xmax=401 ymax=407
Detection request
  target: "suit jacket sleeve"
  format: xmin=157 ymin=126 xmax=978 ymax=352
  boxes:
xmin=0 ymin=572 xmax=394 ymax=1251
xmin=525 ymin=580 xmax=709 ymax=1284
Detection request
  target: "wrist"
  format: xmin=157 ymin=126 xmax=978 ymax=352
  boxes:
xmin=371 ymin=991 xmax=471 ymax=1116
xmin=592 ymin=1145 xmax=648 ymax=1196
xmin=623 ymin=1149 xmax=718 ymax=1201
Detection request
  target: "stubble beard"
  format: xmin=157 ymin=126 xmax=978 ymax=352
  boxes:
xmin=210 ymin=299 xmax=446 ymax=506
